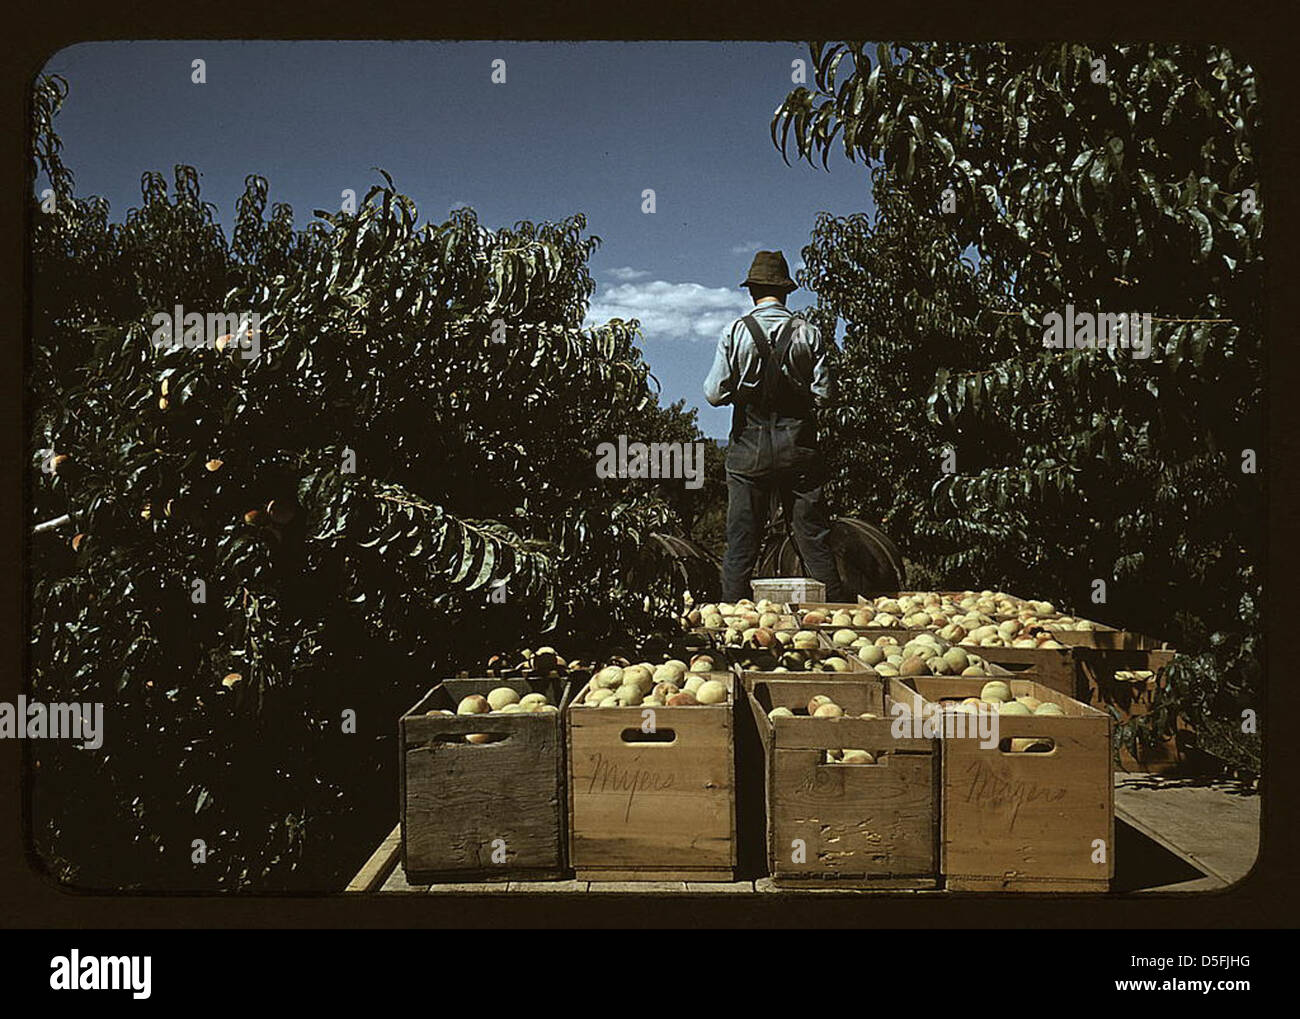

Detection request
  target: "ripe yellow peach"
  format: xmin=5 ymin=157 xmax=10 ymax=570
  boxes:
xmin=457 ymin=695 xmax=490 ymax=715
xmin=696 ymin=679 xmax=727 ymax=704
xmin=980 ymin=681 xmax=1012 ymax=703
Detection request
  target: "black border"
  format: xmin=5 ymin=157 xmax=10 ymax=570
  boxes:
xmin=5 ymin=0 xmax=1297 ymax=929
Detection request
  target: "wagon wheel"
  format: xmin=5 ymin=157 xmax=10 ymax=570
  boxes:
xmin=755 ymin=515 xmax=905 ymax=599
xmin=650 ymin=532 xmax=723 ymax=601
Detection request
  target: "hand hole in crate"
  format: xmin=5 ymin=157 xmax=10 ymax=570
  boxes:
xmin=997 ymin=736 xmax=1057 ymax=755
xmin=820 ymin=752 xmax=882 ymax=766
xmin=618 ymin=727 xmax=678 ymax=745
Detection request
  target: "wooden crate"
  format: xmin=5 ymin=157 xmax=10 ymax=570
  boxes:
xmin=825 ymin=626 xmax=935 ymax=646
xmin=725 ymin=646 xmax=876 ymax=692
xmin=789 ymin=601 xmax=870 ymax=615
xmin=803 ymin=609 xmax=1083 ymax=698
xmin=822 ymin=634 xmax=1036 ymax=684
xmin=1051 ymin=627 xmax=1167 ymax=651
xmin=567 ymin=674 xmax=737 ymax=881
xmin=857 ymin=590 xmax=1032 ymax=606
xmin=902 ymin=676 xmax=1112 ymax=892
xmin=968 ymin=643 xmax=1079 ymax=698
xmin=817 ymin=627 xmax=928 ymax=649
xmin=748 ymin=678 xmax=938 ymax=889
xmin=1075 ymin=646 xmax=1188 ymax=773
xmin=399 ymin=676 xmax=572 ymax=884
xmin=695 ymin=617 xmax=798 ymax=642
xmin=859 ymin=591 xmax=1108 ymax=629
xmin=707 ymin=613 xmax=801 ymax=636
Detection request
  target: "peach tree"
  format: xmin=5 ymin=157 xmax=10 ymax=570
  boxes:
xmin=30 ymin=74 xmax=701 ymax=889
xmin=774 ymin=43 xmax=1262 ymax=776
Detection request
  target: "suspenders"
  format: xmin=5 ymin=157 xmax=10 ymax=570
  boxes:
xmin=733 ymin=313 xmax=807 ymax=429
xmin=739 ymin=314 xmax=797 ymax=411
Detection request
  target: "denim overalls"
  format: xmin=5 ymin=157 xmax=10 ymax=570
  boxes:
xmin=720 ymin=314 xmax=844 ymax=602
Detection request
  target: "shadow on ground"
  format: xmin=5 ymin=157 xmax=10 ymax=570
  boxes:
xmin=1112 ymin=817 xmax=1205 ymax=892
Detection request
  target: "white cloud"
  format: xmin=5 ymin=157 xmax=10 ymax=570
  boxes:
xmin=606 ymin=266 xmax=650 ymax=281
xmin=731 ymin=240 xmax=768 ymax=254
xmin=585 ymin=279 xmax=752 ymax=343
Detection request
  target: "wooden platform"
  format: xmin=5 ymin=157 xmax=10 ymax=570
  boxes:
xmin=347 ymin=773 xmax=1259 ymax=895
xmin=1113 ymin=772 xmax=1260 ymax=891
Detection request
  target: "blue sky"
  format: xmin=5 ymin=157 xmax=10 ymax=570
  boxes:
xmin=40 ymin=41 xmax=875 ymax=438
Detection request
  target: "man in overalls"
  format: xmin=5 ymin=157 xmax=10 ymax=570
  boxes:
xmin=704 ymin=250 xmax=845 ymax=602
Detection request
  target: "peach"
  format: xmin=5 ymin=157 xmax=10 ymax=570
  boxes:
xmin=457 ymin=695 xmax=490 ymax=715
xmin=487 ymin=687 xmax=520 ymax=711
xmin=979 ymin=681 xmax=1012 ymax=703
xmin=696 ymin=680 xmax=727 ymax=704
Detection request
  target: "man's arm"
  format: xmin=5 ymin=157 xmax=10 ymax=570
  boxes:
xmin=703 ymin=323 xmax=737 ymax=407
xmin=808 ymin=322 xmax=832 ymax=408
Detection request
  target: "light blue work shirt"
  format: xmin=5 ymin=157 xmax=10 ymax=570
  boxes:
xmin=703 ymin=299 xmax=831 ymax=410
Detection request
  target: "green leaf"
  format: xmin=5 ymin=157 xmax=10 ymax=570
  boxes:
xmin=467 ymin=541 xmax=496 ymax=591
xmin=1187 ymin=208 xmax=1214 ymax=259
